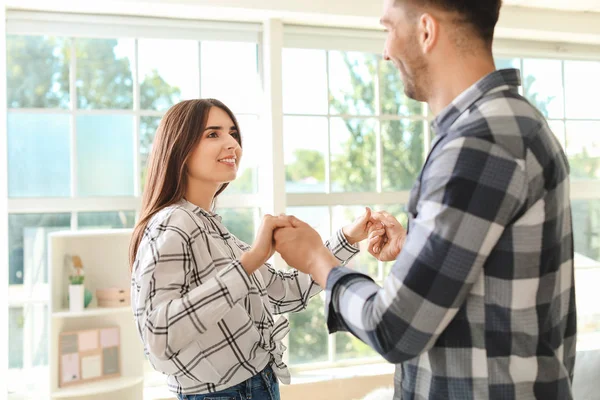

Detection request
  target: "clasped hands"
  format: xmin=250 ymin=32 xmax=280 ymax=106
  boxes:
xmin=240 ymin=207 xmax=406 ymax=287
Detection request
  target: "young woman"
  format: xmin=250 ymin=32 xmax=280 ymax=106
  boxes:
xmin=130 ymin=99 xmax=376 ymax=400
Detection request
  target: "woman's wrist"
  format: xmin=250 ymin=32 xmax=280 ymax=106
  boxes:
xmin=240 ymin=251 xmax=261 ymax=274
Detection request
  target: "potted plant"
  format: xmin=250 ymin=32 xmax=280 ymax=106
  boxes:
xmin=68 ymin=255 xmax=85 ymax=312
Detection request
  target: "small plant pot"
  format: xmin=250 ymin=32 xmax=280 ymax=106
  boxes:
xmin=69 ymin=284 xmax=85 ymax=312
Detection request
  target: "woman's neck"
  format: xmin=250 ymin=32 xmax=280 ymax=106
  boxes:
xmin=184 ymin=181 xmax=218 ymax=211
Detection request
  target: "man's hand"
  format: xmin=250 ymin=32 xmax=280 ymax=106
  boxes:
xmin=367 ymin=211 xmax=407 ymax=262
xmin=274 ymin=217 xmax=338 ymax=287
xmin=342 ymin=207 xmax=382 ymax=245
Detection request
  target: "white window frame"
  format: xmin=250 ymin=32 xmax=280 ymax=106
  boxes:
xmin=4 ymin=11 xmax=267 ymax=394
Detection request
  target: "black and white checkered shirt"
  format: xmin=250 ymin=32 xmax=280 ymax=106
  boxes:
xmin=325 ymin=69 xmax=577 ymax=399
xmin=132 ymin=199 xmax=359 ymax=395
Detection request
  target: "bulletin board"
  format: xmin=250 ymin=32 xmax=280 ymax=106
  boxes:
xmin=58 ymin=327 xmax=121 ymax=387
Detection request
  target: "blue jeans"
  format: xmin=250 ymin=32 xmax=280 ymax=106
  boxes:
xmin=177 ymin=365 xmax=280 ymax=400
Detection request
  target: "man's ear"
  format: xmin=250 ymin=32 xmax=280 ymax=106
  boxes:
xmin=418 ymin=12 xmax=439 ymax=54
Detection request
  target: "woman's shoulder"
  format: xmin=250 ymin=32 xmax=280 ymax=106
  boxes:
xmin=146 ymin=203 xmax=205 ymax=239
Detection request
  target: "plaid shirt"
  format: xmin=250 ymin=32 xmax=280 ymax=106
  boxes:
xmin=132 ymin=199 xmax=358 ymax=395
xmin=325 ymin=69 xmax=577 ymax=399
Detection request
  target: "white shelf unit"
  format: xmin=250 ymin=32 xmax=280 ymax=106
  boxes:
xmin=48 ymin=229 xmax=145 ymax=400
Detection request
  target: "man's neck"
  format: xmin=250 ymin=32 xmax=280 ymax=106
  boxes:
xmin=427 ymin=53 xmax=496 ymax=116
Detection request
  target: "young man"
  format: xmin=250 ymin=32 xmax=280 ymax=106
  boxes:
xmin=275 ymin=0 xmax=577 ymax=398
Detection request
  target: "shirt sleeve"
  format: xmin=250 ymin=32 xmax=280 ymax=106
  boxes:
xmin=324 ymin=137 xmax=527 ymax=363
xmin=234 ymin=228 xmax=360 ymax=315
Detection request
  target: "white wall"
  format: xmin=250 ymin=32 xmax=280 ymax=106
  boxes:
xmin=6 ymin=0 xmax=600 ymax=45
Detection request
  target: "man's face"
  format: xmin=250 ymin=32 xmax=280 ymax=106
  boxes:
xmin=381 ymin=0 xmax=429 ymax=102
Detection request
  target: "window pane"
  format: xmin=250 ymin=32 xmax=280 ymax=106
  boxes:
xmin=548 ymin=120 xmax=566 ymax=149
xmin=522 ymin=59 xmax=564 ymax=119
xmin=77 ymin=115 xmax=134 ymax=196
xmin=382 ymin=120 xmax=425 ymax=191
xmin=9 ymin=213 xmax=70 ymax=286
xmin=7 ymin=35 xmax=70 ymax=108
xmin=8 ymin=304 xmax=48 ymax=368
xmin=76 ymin=38 xmax=134 ymax=109
xmin=329 ymin=51 xmax=377 ymax=116
xmin=330 ymin=118 xmax=377 ymax=192
xmin=380 ymin=59 xmax=424 ymax=116
xmin=8 ymin=113 xmax=71 ymax=197
xmin=572 ymin=200 xmax=600 ymax=340
xmin=284 ymin=116 xmax=328 ymax=193
xmin=138 ymin=39 xmax=199 ymax=111
xmin=335 ymin=331 xmax=378 ymax=361
xmin=565 ymin=61 xmax=600 ymax=119
xmin=565 ymin=121 xmax=600 ymax=180
xmin=282 ymin=48 xmax=328 ymax=115
xmin=218 ymin=208 xmax=256 ymax=245
xmin=140 ymin=116 xmax=162 ymax=192
xmin=289 ymin=293 xmax=328 ymax=364
xmin=201 ymin=42 xmax=259 ymax=114
xmin=494 ymin=57 xmax=520 ymax=70
xmin=227 ymin=115 xmax=259 ymax=194
xmin=78 ymin=211 xmax=136 ymax=229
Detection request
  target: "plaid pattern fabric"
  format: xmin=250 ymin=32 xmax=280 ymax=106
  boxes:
xmin=325 ymin=69 xmax=576 ymax=399
xmin=132 ymin=199 xmax=358 ymax=395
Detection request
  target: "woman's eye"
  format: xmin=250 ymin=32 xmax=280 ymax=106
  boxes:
xmin=231 ymin=131 xmax=240 ymax=139
xmin=207 ymin=132 xmax=218 ymax=138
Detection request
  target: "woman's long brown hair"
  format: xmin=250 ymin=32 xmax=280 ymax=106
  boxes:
xmin=129 ymin=99 xmax=241 ymax=269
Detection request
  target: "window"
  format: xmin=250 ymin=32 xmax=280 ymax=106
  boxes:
xmin=283 ymin=45 xmax=428 ymax=366
xmin=5 ymin=18 xmax=261 ymax=394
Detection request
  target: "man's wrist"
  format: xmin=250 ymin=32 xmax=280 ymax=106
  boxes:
xmin=309 ymin=249 xmax=339 ymax=287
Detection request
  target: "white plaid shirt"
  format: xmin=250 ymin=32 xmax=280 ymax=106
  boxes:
xmin=325 ymin=69 xmax=577 ymax=399
xmin=132 ymin=199 xmax=359 ymax=395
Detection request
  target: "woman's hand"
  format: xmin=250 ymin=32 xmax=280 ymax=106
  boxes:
xmin=240 ymin=214 xmax=294 ymax=274
xmin=367 ymin=211 xmax=407 ymax=262
xmin=342 ymin=207 xmax=383 ymax=245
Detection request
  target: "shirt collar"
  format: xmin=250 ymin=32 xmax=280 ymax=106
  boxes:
xmin=431 ymin=68 xmax=522 ymax=136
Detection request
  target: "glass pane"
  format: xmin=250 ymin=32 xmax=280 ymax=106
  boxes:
xmin=286 ymin=207 xmax=330 ymax=242
xmin=572 ymin=200 xmax=600 ymax=340
xmin=7 ymin=35 xmax=70 ymax=108
xmin=329 ymin=51 xmax=378 ymax=116
xmin=218 ymin=208 xmax=256 ymax=245
xmin=494 ymin=57 xmax=520 ymax=70
xmin=9 ymin=213 xmax=70 ymax=286
xmin=226 ymin=115 xmax=258 ymax=194
xmin=77 ymin=115 xmax=134 ymax=196
xmin=382 ymin=120 xmax=425 ymax=191
xmin=548 ymin=120 xmax=566 ymax=149
xmin=379 ymin=59 xmax=424 ymax=116
xmin=8 ymin=304 xmax=50 ymax=394
xmin=76 ymin=38 xmax=134 ymax=109
xmin=522 ymin=59 xmax=564 ymax=119
xmin=140 ymin=116 xmax=162 ymax=192
xmin=78 ymin=211 xmax=136 ymax=229
xmin=565 ymin=121 xmax=600 ymax=180
xmin=282 ymin=48 xmax=328 ymax=115
xmin=335 ymin=331 xmax=378 ymax=361
xmin=330 ymin=118 xmax=377 ymax=192
xmin=201 ymin=42 xmax=259 ymax=114
xmin=332 ymin=206 xmax=379 ymax=277
xmin=8 ymin=113 xmax=70 ymax=197
xmin=138 ymin=39 xmax=199 ymax=111
xmin=289 ymin=293 xmax=328 ymax=364
xmin=565 ymin=60 xmax=600 ymax=119
xmin=284 ymin=116 xmax=328 ymax=193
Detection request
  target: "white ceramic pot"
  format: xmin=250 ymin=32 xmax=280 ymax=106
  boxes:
xmin=69 ymin=284 xmax=85 ymax=312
